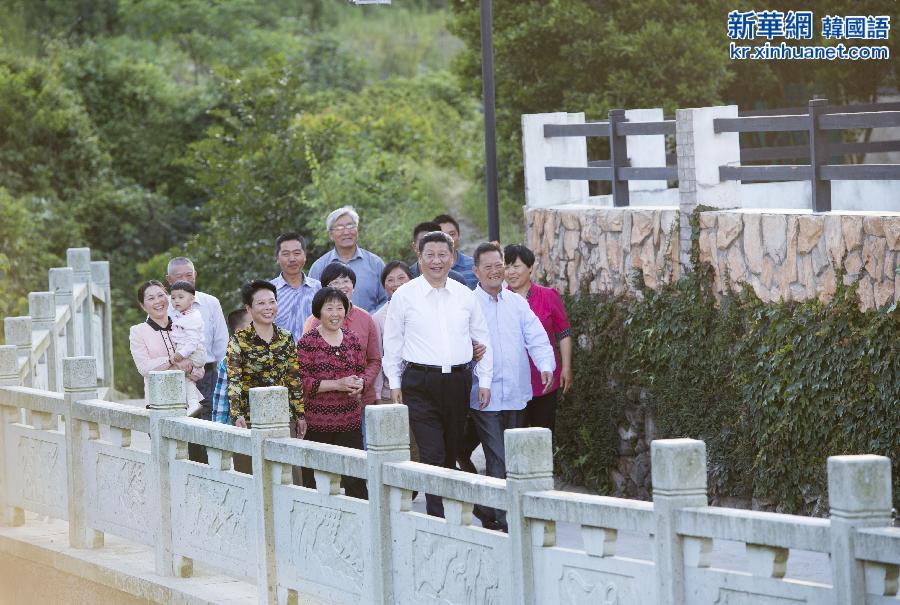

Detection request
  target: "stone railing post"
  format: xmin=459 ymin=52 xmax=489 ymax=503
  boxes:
xmin=250 ymin=386 xmax=291 ymax=605
xmin=49 ymin=267 xmax=76 ymax=359
xmin=147 ymin=370 xmax=188 ymax=577
xmin=63 ymin=357 xmax=102 ymax=548
xmin=505 ymin=428 xmax=554 ymax=605
xmin=652 ymin=438 xmax=708 ymax=605
xmin=29 ymin=292 xmax=58 ymax=392
xmin=365 ymin=404 xmax=411 ymax=604
xmin=675 ymin=106 xmax=740 ymax=271
xmin=0 ymin=345 xmax=23 ymax=526
xmin=67 ymin=248 xmax=94 ymax=358
xmin=4 ymin=316 xmax=32 ymax=387
xmin=828 ymin=455 xmax=893 ymax=605
xmin=522 ymin=112 xmax=589 ymax=208
xmin=91 ymin=261 xmax=114 ymax=388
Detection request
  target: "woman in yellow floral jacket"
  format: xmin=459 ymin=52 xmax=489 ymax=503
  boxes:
xmin=226 ymin=280 xmax=305 ymax=438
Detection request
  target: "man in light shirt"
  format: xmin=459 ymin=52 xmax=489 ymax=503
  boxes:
xmin=469 ymin=242 xmax=555 ymax=531
xmin=166 ymin=256 xmax=229 ymax=414
xmin=270 ymin=232 xmax=321 ymax=341
xmin=308 ymin=206 xmax=387 ymax=313
xmin=383 ymin=231 xmax=492 ymax=518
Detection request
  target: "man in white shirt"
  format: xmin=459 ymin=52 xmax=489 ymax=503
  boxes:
xmin=469 ymin=242 xmax=555 ymax=531
xmin=166 ymin=256 xmax=229 ymax=413
xmin=383 ymin=231 xmax=492 ymax=518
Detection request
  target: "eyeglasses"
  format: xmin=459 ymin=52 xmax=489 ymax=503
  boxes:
xmin=330 ymin=223 xmax=358 ymax=233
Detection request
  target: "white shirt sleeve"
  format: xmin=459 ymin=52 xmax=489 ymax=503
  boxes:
xmin=468 ymin=294 xmax=493 ymax=388
xmin=207 ymin=296 xmax=229 ymax=362
xmin=382 ymin=291 xmax=406 ymax=390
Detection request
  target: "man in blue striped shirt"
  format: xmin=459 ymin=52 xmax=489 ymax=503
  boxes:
xmin=271 ymin=233 xmax=321 ymax=341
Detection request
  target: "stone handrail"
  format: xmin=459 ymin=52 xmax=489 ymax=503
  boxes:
xmin=1 ymin=357 xmax=897 ymax=604
xmin=1 ymin=247 xmax=113 ymax=393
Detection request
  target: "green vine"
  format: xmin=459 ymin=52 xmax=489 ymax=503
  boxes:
xmin=555 ymin=209 xmax=900 ymax=515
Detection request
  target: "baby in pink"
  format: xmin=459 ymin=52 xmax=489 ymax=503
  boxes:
xmin=170 ymin=281 xmax=205 ymax=413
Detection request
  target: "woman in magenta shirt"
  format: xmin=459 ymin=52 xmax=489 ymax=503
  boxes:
xmin=504 ymin=244 xmax=573 ymax=433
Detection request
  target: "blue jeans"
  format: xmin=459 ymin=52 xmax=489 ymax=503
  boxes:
xmin=471 ymin=408 xmax=525 ymax=530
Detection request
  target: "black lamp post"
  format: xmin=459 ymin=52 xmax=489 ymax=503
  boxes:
xmin=479 ymin=0 xmax=500 ymax=242
xmin=351 ymin=0 xmax=501 ymax=240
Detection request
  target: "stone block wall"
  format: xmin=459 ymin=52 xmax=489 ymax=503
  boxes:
xmin=699 ymin=210 xmax=900 ymax=309
xmin=525 ymin=206 xmax=900 ymax=310
xmin=525 ymin=206 xmax=681 ymax=296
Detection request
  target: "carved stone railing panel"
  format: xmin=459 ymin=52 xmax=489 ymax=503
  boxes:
xmin=82 ymin=437 xmax=152 ymax=546
xmin=273 ymin=482 xmax=367 ymax=604
xmin=169 ymin=456 xmax=257 ymax=581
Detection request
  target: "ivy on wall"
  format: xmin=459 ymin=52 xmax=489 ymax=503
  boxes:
xmin=555 ymin=210 xmax=899 ymax=515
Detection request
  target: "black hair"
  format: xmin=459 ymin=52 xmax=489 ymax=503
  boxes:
xmin=226 ymin=308 xmax=249 ymax=335
xmin=169 ymin=281 xmax=196 ymax=295
xmin=432 ymin=214 xmax=460 ymax=233
xmin=503 ymin=244 xmax=536 ymax=269
xmin=275 ymin=232 xmax=305 ymax=255
xmin=241 ymin=280 xmax=277 ymax=307
xmin=473 ymin=242 xmax=503 ymax=266
xmin=417 ymin=230 xmax=453 ymax=254
xmin=311 ymin=287 xmax=350 ymax=319
xmin=136 ymin=280 xmax=166 ymax=304
xmin=381 ymin=260 xmax=413 ymax=286
xmin=412 ymin=221 xmax=441 ymax=242
xmin=320 ymin=261 xmax=357 ymax=287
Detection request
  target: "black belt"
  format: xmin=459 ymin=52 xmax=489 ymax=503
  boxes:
xmin=406 ymin=362 xmax=469 ymax=373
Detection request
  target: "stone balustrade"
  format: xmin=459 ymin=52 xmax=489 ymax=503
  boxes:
xmin=1 ymin=359 xmax=897 ymax=604
xmin=1 ymin=246 xmax=113 ymax=393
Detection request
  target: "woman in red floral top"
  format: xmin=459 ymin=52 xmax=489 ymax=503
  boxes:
xmin=297 ymin=287 xmax=368 ymax=499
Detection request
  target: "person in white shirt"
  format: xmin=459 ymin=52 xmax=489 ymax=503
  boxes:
xmin=166 ymin=256 xmax=229 ymax=417
xmin=469 ymin=242 xmax=555 ymax=531
xmin=169 ymin=281 xmax=206 ymax=416
xmin=383 ymin=231 xmax=492 ymax=518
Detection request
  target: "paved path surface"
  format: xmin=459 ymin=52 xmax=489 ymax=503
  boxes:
xmin=118 ymin=400 xmax=832 ymax=585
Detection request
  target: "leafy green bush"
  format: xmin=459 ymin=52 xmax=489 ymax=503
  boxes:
xmin=556 ymin=214 xmax=899 ymax=515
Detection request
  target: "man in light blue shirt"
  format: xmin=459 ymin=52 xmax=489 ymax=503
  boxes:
xmin=469 ymin=242 xmax=555 ymax=531
xmin=270 ymin=232 xmax=321 ymax=341
xmin=308 ymin=206 xmax=387 ymax=312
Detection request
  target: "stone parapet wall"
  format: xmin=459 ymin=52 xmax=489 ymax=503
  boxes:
xmin=525 ymin=206 xmax=900 ymax=310
xmin=525 ymin=206 xmax=681 ymax=296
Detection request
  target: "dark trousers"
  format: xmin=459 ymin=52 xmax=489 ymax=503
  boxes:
xmin=187 ymin=362 xmax=217 ymax=464
xmin=301 ymin=429 xmax=368 ymax=500
xmin=472 ymin=409 xmax=525 ymax=530
xmin=403 ymin=365 xmax=472 ymax=517
xmin=526 ymin=389 xmax=558 ymax=433
xmin=458 ymin=413 xmax=481 ymax=464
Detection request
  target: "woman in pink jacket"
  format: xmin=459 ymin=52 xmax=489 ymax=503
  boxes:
xmin=129 ymin=280 xmax=204 ymax=407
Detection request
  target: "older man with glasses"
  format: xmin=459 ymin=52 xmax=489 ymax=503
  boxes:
xmin=309 ymin=205 xmax=388 ymax=313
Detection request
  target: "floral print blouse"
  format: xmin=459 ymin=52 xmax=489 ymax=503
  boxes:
xmin=226 ymin=323 xmax=304 ymax=424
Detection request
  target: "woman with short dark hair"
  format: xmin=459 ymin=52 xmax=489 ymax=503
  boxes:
xmin=297 ymin=287 xmax=368 ymax=498
xmin=504 ymin=244 xmax=573 ymax=433
xmin=226 ymin=280 xmax=305 ymax=432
